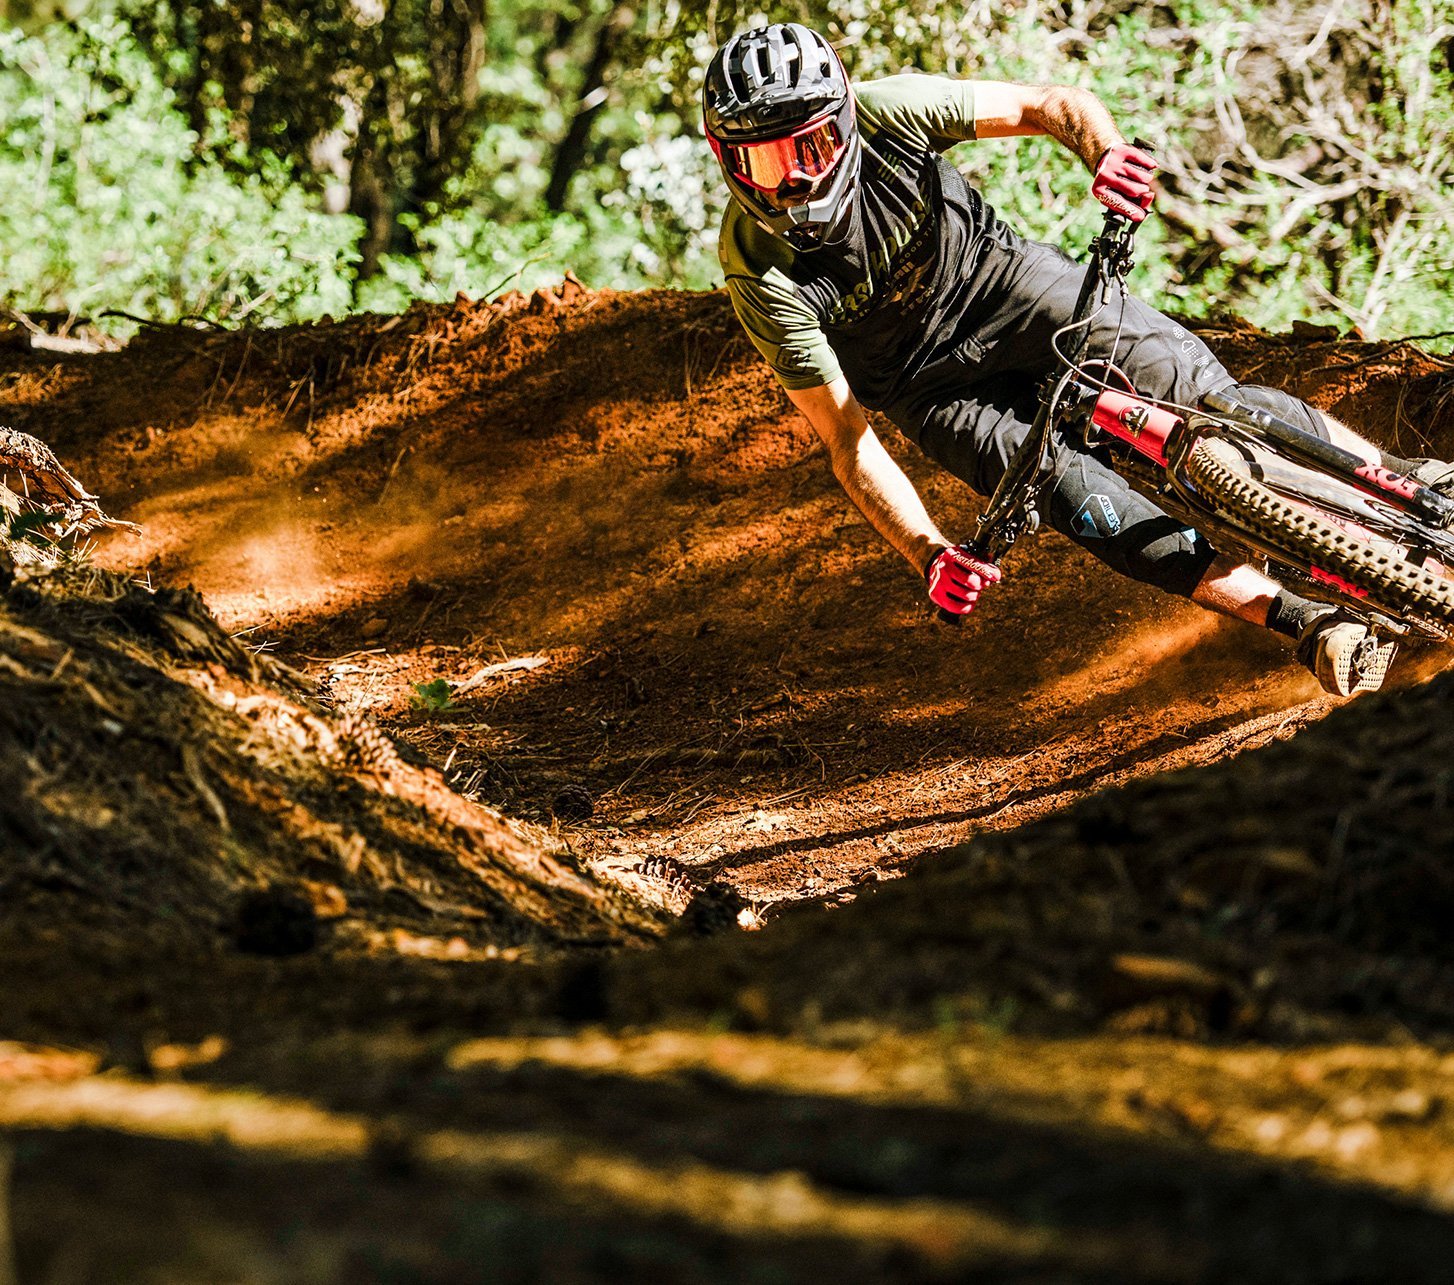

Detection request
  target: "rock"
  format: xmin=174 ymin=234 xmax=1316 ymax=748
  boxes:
xmin=1110 ymin=953 xmax=1229 ymax=996
xmin=1383 ymin=1089 xmax=1438 ymax=1122
xmin=299 ymin=880 xmax=349 ymax=920
xmin=1289 ymin=320 xmax=1341 ymax=340
xmin=232 ymin=884 xmax=320 ymax=956
xmin=555 ymin=961 xmax=609 ymax=1023
xmin=359 ymin=617 xmax=388 ymax=640
xmin=678 ymin=884 xmax=751 ymax=937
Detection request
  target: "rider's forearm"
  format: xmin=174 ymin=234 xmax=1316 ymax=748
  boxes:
xmin=831 ymin=430 xmax=949 ymax=576
xmin=787 ymin=379 xmax=951 ymax=575
xmin=1025 ymin=86 xmax=1123 ymax=171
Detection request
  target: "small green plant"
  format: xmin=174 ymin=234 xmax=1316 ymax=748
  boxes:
xmin=932 ymin=995 xmax=962 ymax=1039
xmin=980 ymin=995 xmax=1021 ymax=1039
xmin=1 ymin=509 xmax=54 ymax=549
xmin=410 ymin=678 xmax=458 ymax=714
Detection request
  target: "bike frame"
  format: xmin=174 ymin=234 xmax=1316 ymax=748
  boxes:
xmin=963 ymin=201 xmax=1454 ymax=635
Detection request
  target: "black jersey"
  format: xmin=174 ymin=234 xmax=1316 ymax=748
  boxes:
xmin=718 ymin=74 xmax=1020 ymax=409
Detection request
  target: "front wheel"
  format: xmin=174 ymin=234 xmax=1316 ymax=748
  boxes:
xmin=1182 ymin=437 xmax=1454 ymax=634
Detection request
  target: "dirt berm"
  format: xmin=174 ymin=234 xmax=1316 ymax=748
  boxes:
xmin=2 ymin=285 xmax=1454 ymax=1281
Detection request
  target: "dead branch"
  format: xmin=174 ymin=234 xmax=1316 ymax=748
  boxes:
xmin=0 ymin=427 xmax=139 ymax=541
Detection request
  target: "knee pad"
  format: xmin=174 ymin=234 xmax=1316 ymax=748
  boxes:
xmin=1049 ymin=453 xmax=1219 ymax=599
xmin=1110 ymin=519 xmax=1219 ymax=598
xmin=1206 ymin=383 xmax=1329 ymax=441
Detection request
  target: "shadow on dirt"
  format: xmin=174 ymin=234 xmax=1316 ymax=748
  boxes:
xmin=7 ymin=294 xmax=1454 ymax=1281
xmin=11 ymin=1034 xmax=1454 ymax=1283
xmin=593 ymin=664 xmax=1454 ymax=1047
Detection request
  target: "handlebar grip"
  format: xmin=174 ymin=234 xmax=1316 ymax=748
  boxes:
xmin=935 ymin=607 xmax=963 ymax=627
xmin=1131 ymin=136 xmax=1156 ymax=157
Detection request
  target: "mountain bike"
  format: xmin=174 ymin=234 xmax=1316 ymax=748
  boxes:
xmin=957 ymin=179 xmax=1454 ymax=684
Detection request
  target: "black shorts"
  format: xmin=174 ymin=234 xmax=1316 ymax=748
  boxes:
xmin=890 ymin=238 xmax=1327 ymax=598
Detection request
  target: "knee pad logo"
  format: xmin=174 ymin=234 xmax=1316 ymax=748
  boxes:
xmin=1073 ymin=494 xmax=1123 ymax=539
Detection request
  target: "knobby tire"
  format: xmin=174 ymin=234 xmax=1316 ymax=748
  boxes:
xmin=1184 ymin=438 xmax=1454 ymax=628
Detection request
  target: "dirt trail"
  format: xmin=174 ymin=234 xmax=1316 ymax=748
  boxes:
xmin=14 ymin=289 xmax=1453 ymax=906
xmin=4 ymin=287 xmax=1454 ymax=1281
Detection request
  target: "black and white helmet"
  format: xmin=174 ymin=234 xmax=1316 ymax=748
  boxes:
xmin=703 ymin=23 xmax=860 ymax=249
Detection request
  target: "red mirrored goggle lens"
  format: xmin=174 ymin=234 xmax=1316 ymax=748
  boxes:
xmin=718 ymin=117 xmax=845 ymax=194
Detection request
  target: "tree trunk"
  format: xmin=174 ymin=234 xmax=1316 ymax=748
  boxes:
xmin=348 ymin=76 xmax=396 ymax=282
xmin=404 ymin=0 xmax=487 ymax=228
xmin=544 ymin=5 xmax=632 ymax=213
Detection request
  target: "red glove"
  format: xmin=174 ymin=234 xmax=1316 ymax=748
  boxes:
xmin=1092 ymin=143 xmax=1157 ymax=222
xmin=925 ymin=544 xmax=1001 ymax=616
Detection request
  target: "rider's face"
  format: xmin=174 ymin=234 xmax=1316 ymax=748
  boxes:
xmin=762 ymin=174 xmax=822 ymax=211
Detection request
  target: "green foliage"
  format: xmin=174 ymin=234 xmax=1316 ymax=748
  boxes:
xmin=126 ymin=0 xmax=486 ymax=208
xmin=410 ymin=678 xmax=459 ymax=714
xmin=356 ymin=208 xmax=634 ymax=311
xmin=0 ymin=0 xmax=1448 ymax=346
xmin=0 ymin=504 xmax=94 ymax=573
xmin=634 ymin=0 xmax=1454 ymax=343
xmin=0 ymin=18 xmax=358 ymax=329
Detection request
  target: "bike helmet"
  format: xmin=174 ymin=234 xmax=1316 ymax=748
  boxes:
xmin=703 ymin=23 xmax=860 ymax=249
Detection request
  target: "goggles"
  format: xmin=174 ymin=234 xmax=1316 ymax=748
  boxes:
xmin=712 ymin=113 xmax=847 ymax=195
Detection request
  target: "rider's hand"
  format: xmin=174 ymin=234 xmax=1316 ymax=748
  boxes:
xmin=1092 ymin=144 xmax=1158 ymax=223
xmin=925 ymin=544 xmax=1001 ymax=617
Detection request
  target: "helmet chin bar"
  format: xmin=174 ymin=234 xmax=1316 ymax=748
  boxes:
xmin=735 ymin=133 xmax=861 ymax=251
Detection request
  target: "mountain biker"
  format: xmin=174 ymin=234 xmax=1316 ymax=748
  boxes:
xmin=704 ymin=22 xmax=1450 ymax=697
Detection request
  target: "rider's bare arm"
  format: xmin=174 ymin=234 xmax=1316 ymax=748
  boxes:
xmin=787 ymin=378 xmax=950 ymax=576
xmin=970 ymin=81 xmax=1122 ymax=170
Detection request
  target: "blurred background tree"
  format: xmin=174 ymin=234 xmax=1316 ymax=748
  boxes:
xmin=0 ymin=0 xmax=1448 ymax=343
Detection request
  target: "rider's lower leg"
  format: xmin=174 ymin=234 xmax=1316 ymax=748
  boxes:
xmin=1188 ymin=554 xmax=1394 ymax=698
xmin=1188 ymin=555 xmax=1282 ymax=625
xmin=1311 ymin=408 xmax=1376 ymax=459
xmin=1313 ymin=409 xmax=1454 ymax=496
xmin=1212 ymin=389 xmax=1453 ymax=498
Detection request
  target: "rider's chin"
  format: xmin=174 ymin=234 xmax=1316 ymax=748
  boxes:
xmin=772 ymin=179 xmax=817 ymax=208
xmin=785 ymin=223 xmax=825 ymax=250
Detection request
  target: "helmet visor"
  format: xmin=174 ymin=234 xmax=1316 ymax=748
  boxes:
xmin=716 ymin=114 xmax=847 ymax=195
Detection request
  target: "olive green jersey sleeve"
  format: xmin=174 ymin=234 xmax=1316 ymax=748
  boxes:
xmin=854 ymin=74 xmax=977 ymax=153
xmin=719 ymin=206 xmax=843 ymax=391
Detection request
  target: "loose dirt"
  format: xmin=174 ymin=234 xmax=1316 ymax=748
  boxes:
xmin=3 ymin=285 xmax=1454 ymax=1281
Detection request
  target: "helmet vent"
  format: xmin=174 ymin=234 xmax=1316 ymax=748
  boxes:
xmin=751 ymin=44 xmax=772 ymax=86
